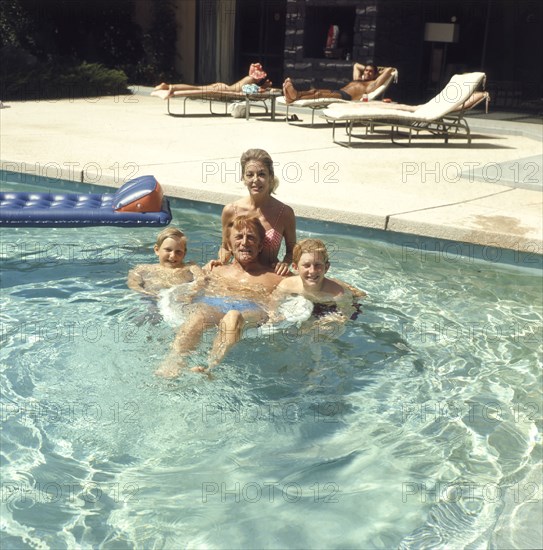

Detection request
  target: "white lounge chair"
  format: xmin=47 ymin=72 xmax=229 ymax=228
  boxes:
xmin=322 ymin=72 xmax=487 ymax=146
xmin=276 ymin=66 xmax=398 ymax=125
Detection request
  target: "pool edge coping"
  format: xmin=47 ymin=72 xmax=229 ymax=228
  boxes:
xmin=1 ymin=163 xmax=542 ymax=259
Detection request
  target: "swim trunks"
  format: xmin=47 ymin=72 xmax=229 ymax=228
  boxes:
xmin=335 ymin=89 xmax=352 ymax=101
xmin=195 ymin=295 xmax=262 ymax=314
xmin=312 ymin=301 xmax=363 ymax=320
xmin=312 ymin=303 xmax=339 ymax=318
xmin=350 ymin=302 xmax=363 ymax=320
xmin=242 ymin=84 xmax=261 ymax=94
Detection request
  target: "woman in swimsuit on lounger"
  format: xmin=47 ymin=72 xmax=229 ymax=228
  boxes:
xmin=154 ymin=63 xmax=272 ymax=98
xmin=216 ymin=148 xmax=296 ymax=277
xmin=282 ymin=63 xmax=394 ymax=104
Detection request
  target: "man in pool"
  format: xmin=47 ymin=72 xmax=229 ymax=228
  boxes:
xmin=157 ymin=215 xmax=287 ymax=377
xmin=127 ymin=227 xmax=204 ymax=297
xmin=274 ymin=238 xmax=366 ymax=322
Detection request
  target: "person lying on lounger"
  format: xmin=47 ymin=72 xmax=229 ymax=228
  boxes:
xmin=282 ymin=63 xmax=395 ymax=104
xmin=153 ymin=63 xmax=272 ymax=98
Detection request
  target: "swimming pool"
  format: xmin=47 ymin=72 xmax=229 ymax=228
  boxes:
xmin=1 ymin=174 xmax=541 ymax=548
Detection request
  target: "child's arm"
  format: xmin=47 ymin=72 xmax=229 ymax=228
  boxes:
xmin=269 ymin=281 xmax=291 ymax=304
xmin=127 ymin=266 xmax=154 ymax=296
xmin=340 ymin=280 xmax=367 ymax=299
xmin=267 ymin=278 xmax=303 ymax=323
xmin=188 ymin=263 xmax=208 ymax=291
xmin=335 ymin=280 xmax=366 ymax=321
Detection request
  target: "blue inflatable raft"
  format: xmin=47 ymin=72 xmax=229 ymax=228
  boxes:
xmin=0 ymin=175 xmax=171 ymax=227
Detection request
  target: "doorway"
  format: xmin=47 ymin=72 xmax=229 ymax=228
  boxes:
xmin=235 ymin=0 xmax=286 ymax=86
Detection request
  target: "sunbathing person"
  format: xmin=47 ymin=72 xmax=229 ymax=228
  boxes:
xmin=282 ymin=64 xmax=395 ymax=104
xmin=157 ymin=215 xmax=286 ymax=377
xmin=352 ymin=63 xmax=380 ymax=81
xmin=153 ymin=63 xmax=272 ymax=98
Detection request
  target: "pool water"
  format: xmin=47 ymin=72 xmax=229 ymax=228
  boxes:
xmin=1 ymin=177 xmax=542 ymax=549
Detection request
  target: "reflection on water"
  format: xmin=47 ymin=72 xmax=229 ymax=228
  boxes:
xmin=1 ymin=199 xmax=541 ymax=548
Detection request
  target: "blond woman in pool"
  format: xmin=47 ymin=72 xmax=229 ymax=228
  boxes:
xmin=215 ymin=149 xmax=296 ymax=276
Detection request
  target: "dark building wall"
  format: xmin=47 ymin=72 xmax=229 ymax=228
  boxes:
xmin=374 ymin=1 xmax=426 ymax=103
xmin=282 ymin=0 xmax=542 ymax=109
xmin=284 ymin=0 xmax=379 ymax=90
xmin=235 ymin=0 xmax=286 ymax=86
xmin=283 ymin=0 xmax=423 ymax=101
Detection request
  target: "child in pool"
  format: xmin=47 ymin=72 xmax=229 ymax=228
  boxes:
xmin=274 ymin=238 xmax=366 ymax=321
xmin=127 ymin=227 xmax=204 ymax=297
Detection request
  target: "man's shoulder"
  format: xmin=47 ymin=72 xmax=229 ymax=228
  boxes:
xmin=269 ymin=271 xmax=285 ymax=282
xmin=276 ymin=275 xmax=300 ymax=290
xmin=211 ymin=263 xmax=231 ymax=276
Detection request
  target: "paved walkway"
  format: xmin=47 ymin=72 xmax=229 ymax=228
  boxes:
xmin=1 ymin=87 xmax=541 ymax=255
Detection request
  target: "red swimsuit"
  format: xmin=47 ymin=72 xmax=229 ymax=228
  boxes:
xmin=262 ymin=204 xmax=285 ymax=261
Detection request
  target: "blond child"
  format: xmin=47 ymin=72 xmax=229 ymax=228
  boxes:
xmin=127 ymin=227 xmax=204 ymax=297
xmin=274 ymin=238 xmax=365 ymax=320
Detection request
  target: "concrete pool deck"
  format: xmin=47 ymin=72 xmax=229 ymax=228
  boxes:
xmin=1 ymin=87 xmax=542 ymax=254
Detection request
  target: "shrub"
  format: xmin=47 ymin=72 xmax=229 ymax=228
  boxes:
xmin=1 ymin=59 xmax=130 ymax=101
xmin=0 ymin=0 xmax=178 ymax=95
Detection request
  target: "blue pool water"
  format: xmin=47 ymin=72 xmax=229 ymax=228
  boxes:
xmin=1 ymin=175 xmax=542 ymax=549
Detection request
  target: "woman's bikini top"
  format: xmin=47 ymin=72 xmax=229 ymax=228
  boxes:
xmin=261 ymin=203 xmax=285 ymax=259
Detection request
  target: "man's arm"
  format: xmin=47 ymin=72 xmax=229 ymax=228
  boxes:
xmin=352 ymin=62 xmax=365 ymax=80
xmin=367 ymin=67 xmax=395 ymax=93
xmin=187 ymin=264 xmax=210 ymax=295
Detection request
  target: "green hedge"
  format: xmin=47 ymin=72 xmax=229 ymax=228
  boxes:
xmin=2 ymin=60 xmax=130 ymax=101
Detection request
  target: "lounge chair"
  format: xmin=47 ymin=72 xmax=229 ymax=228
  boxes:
xmin=322 ymin=72 xmax=488 ymax=146
xmin=276 ymin=66 xmax=398 ymax=125
xmin=151 ymin=88 xmax=283 ymax=120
